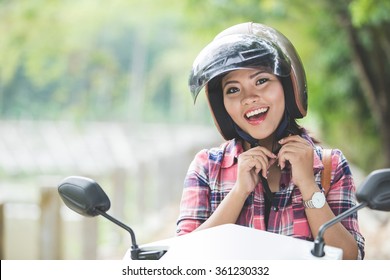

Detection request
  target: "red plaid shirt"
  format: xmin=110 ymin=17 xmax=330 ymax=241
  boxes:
xmin=176 ymin=134 xmax=365 ymax=259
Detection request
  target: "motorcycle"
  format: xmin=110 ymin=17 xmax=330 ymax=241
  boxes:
xmin=57 ymin=168 xmax=390 ymax=260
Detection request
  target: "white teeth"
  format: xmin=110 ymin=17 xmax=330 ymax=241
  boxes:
xmin=246 ymin=107 xmax=268 ymax=118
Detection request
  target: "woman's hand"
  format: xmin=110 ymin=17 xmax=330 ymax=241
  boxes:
xmin=194 ymin=146 xmax=276 ymax=232
xmin=278 ymin=135 xmax=316 ymax=190
xmin=235 ymin=146 xmax=277 ymax=195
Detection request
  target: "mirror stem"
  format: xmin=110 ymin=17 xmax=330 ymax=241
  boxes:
xmin=311 ymin=201 xmax=367 ymax=257
xmin=95 ymin=208 xmax=139 ymax=249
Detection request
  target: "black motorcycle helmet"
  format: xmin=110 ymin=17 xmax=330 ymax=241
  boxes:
xmin=189 ymin=22 xmax=308 ymax=141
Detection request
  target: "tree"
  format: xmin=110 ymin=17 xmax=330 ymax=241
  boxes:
xmin=343 ymin=0 xmax=390 ymax=167
xmin=313 ymin=0 xmax=390 ymax=169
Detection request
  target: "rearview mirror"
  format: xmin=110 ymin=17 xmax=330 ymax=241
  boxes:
xmin=57 ymin=176 xmax=111 ymax=216
xmin=356 ymin=168 xmax=390 ymax=211
xmin=57 ymin=176 xmax=166 ymax=260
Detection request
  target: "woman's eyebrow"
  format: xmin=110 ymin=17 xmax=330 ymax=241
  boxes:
xmin=222 ymin=70 xmax=267 ymax=89
xmin=222 ymin=80 xmax=237 ymax=89
xmin=249 ymin=70 xmax=266 ymax=79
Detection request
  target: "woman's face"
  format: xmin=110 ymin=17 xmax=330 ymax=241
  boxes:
xmin=222 ymin=68 xmax=285 ymax=141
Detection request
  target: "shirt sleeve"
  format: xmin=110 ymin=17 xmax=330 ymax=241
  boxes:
xmin=176 ymin=149 xmax=211 ymax=236
xmin=326 ymin=149 xmax=366 ymax=259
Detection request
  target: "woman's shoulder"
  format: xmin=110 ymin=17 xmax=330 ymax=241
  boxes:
xmin=194 ymin=139 xmax=241 ymax=162
xmin=301 ymin=131 xmax=346 ymax=162
xmin=313 ymin=145 xmax=353 ymax=181
xmin=197 ymin=139 xmax=238 ymax=152
xmin=313 ymin=145 xmax=347 ymax=162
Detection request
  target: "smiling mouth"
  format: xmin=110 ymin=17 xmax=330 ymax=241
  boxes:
xmin=245 ymin=107 xmax=269 ymax=121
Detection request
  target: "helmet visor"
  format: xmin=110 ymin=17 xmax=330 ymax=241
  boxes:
xmin=189 ymin=34 xmax=291 ymax=101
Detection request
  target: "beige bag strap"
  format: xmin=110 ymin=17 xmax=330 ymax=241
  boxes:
xmin=321 ymin=148 xmax=332 ymax=196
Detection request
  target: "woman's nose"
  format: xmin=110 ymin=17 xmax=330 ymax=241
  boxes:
xmin=241 ymin=89 xmax=259 ymax=105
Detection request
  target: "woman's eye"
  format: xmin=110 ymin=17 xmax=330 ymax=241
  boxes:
xmin=225 ymin=87 xmax=239 ymax=94
xmin=256 ymin=78 xmax=269 ymax=85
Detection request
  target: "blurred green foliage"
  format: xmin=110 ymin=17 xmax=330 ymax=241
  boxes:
xmin=1 ymin=0 xmax=389 ymax=172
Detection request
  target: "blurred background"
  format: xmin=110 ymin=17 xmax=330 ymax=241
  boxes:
xmin=0 ymin=0 xmax=389 ymax=260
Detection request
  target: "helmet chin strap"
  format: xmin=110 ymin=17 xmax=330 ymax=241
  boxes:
xmin=234 ymin=110 xmax=290 ymax=153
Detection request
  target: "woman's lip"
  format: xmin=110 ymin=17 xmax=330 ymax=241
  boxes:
xmin=245 ymin=111 xmax=268 ymax=125
xmin=244 ymin=106 xmax=269 ymax=119
xmin=244 ymin=106 xmax=269 ymax=118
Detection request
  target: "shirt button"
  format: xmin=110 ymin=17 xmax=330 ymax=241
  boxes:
xmin=273 ymin=206 xmax=279 ymax=211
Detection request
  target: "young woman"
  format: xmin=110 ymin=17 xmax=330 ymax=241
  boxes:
xmin=176 ymin=22 xmax=365 ymax=259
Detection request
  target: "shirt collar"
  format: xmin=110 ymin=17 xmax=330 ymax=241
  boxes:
xmin=313 ymin=149 xmax=324 ymax=171
xmin=301 ymin=133 xmax=324 ymax=172
xmin=221 ymin=139 xmax=243 ymax=168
